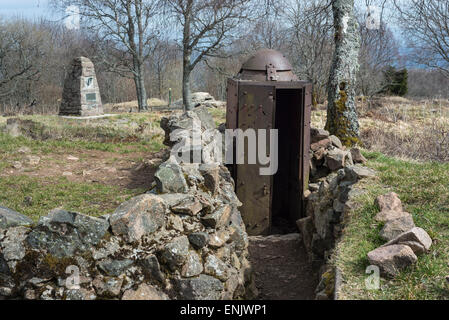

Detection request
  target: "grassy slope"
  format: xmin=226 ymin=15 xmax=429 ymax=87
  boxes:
xmin=0 ymin=109 xmax=227 ymax=221
xmin=0 ymin=113 xmax=165 ymax=221
xmin=0 ymin=175 xmax=139 ymax=221
xmin=334 ymin=151 xmax=449 ymax=299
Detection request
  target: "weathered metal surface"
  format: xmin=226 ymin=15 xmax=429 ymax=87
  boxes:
xmin=226 ymin=78 xmax=239 ymax=130
xmin=226 ymin=78 xmax=239 ymax=181
xmin=240 ymin=49 xmax=293 ymax=71
xmin=302 ymin=84 xmax=312 ymax=197
xmin=236 ymin=84 xmax=275 ymax=235
xmin=237 ymin=49 xmax=298 ymax=82
xmin=225 ymin=49 xmax=312 ymax=235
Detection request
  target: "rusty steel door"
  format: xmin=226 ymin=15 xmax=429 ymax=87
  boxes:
xmin=236 ymin=83 xmax=275 ymax=235
xmin=301 ymin=84 xmax=312 ymax=201
xmin=226 ymin=79 xmax=238 ymax=130
xmin=226 ymin=79 xmax=239 ymax=181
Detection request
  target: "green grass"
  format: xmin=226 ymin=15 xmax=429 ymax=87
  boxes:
xmin=0 ymin=132 xmax=164 ymax=156
xmin=0 ymin=113 xmax=167 ymax=221
xmin=208 ymin=107 xmax=226 ymax=126
xmin=0 ymin=175 xmax=143 ymax=221
xmin=0 ymin=109 xmax=229 ymax=223
xmin=334 ymin=151 xmax=449 ymax=300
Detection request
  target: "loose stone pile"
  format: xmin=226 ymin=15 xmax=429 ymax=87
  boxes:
xmin=173 ymin=92 xmax=226 ymax=109
xmin=367 ymin=192 xmax=432 ymax=278
xmin=309 ymin=128 xmax=368 ymax=181
xmin=0 ymin=107 xmax=254 ymax=300
xmin=297 ymin=127 xmax=376 ymax=299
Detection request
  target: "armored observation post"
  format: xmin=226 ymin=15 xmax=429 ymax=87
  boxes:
xmin=226 ymin=49 xmax=312 ymax=235
xmin=59 ymin=57 xmax=103 ymax=116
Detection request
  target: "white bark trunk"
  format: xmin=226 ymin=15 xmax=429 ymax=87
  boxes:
xmin=326 ymin=0 xmax=361 ymax=146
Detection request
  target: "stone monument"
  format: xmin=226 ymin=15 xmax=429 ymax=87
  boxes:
xmin=59 ymin=57 xmax=103 ymax=116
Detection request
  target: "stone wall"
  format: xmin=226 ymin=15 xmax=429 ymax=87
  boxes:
xmin=59 ymin=57 xmax=103 ymax=117
xmin=297 ymin=128 xmax=376 ymax=299
xmin=0 ymin=107 xmax=254 ymax=300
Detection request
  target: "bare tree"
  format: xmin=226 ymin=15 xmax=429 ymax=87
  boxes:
xmin=51 ymin=0 xmax=160 ymax=112
xmin=394 ymin=0 xmax=449 ymax=77
xmin=0 ymin=19 xmax=42 ymax=98
xmin=353 ymin=0 xmax=399 ymax=97
xmin=326 ymin=0 xmax=361 ymax=146
xmin=284 ymin=0 xmax=334 ymax=107
xmin=357 ymin=22 xmax=399 ymax=97
xmin=148 ymin=39 xmax=179 ymax=100
xmin=165 ymin=0 xmax=253 ymax=110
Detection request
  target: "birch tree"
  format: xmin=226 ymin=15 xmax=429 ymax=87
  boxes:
xmin=165 ymin=0 xmax=253 ymax=111
xmin=326 ymin=0 xmax=361 ymax=146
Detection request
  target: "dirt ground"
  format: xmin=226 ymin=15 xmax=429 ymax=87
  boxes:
xmin=248 ymin=233 xmax=319 ymax=300
xmin=1 ymin=148 xmax=168 ymax=190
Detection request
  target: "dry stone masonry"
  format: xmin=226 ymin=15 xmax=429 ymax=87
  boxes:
xmin=367 ymin=192 xmax=432 ymax=278
xmin=297 ymin=127 xmax=375 ymax=299
xmin=0 ymin=107 xmax=254 ymax=300
xmin=59 ymin=57 xmax=103 ymax=117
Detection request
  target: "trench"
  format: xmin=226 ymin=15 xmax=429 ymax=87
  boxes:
xmin=248 ymin=233 xmax=318 ymax=300
xmin=241 ymin=89 xmax=319 ymax=300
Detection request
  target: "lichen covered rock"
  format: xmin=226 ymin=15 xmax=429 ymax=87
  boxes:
xmin=0 ymin=108 xmax=253 ymax=301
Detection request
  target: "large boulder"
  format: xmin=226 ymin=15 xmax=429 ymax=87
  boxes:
xmin=379 ymin=216 xmax=415 ymax=241
xmin=367 ymin=244 xmax=417 ymax=278
xmin=350 ymin=148 xmax=367 ymax=164
xmin=174 ymin=274 xmax=224 ymax=300
xmin=0 ymin=206 xmax=33 ymax=229
xmin=204 ymin=254 xmax=228 ymax=281
xmin=374 ymin=210 xmax=412 ymax=223
xmin=1 ymin=226 xmax=29 ymax=272
xmin=110 ymin=194 xmax=166 ymax=243
xmin=375 ymin=192 xmax=403 ymax=212
xmin=181 ymin=251 xmax=203 ymax=277
xmin=160 ymin=106 xmax=215 ymax=147
xmin=201 ymin=204 xmax=232 ymax=229
xmin=160 ymin=235 xmax=190 ymax=271
xmin=154 ymin=158 xmax=189 ymax=193
xmin=97 ymin=259 xmax=133 ymax=277
xmin=382 ymin=227 xmax=432 ymax=255
xmin=27 ymin=209 xmax=109 ymax=258
xmin=325 ymin=149 xmax=348 ymax=171
xmin=122 ymin=283 xmax=169 ymax=300
xmin=344 ymin=165 xmax=376 ymax=180
xmin=310 ymin=128 xmax=330 ymax=143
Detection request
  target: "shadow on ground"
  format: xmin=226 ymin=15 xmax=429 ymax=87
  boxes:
xmin=248 ymin=233 xmax=318 ymax=300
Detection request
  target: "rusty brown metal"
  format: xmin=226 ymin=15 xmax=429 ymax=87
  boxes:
xmin=226 ymin=78 xmax=239 ymax=180
xmin=240 ymin=49 xmax=293 ymax=71
xmin=302 ymin=83 xmax=312 ymax=196
xmin=225 ymin=49 xmax=312 ymax=236
xmin=236 ymin=83 xmax=275 ymax=235
xmin=237 ymin=49 xmax=298 ymax=82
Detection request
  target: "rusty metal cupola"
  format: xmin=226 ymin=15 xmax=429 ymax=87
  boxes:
xmin=226 ymin=49 xmax=312 ymax=236
xmin=236 ymin=49 xmax=298 ymax=82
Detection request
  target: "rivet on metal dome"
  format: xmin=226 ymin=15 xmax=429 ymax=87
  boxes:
xmin=236 ymin=49 xmax=298 ymax=82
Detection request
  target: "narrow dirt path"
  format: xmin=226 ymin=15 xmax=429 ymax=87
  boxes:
xmin=248 ymin=233 xmax=319 ymax=300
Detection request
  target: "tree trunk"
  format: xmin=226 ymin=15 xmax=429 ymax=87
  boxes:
xmin=183 ymin=51 xmax=193 ymax=111
xmin=325 ymin=0 xmax=361 ymax=146
xmin=134 ymin=59 xmax=148 ymax=112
